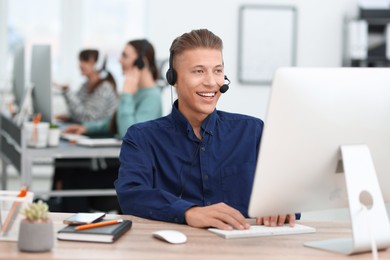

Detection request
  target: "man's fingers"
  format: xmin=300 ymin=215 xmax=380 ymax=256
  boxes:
xmin=214 ymin=203 xmax=249 ymax=229
xmin=212 ymin=211 xmax=246 ymax=230
xmin=259 ymin=214 xmax=296 ymax=226
xmin=287 ymin=214 xmax=296 ymax=227
xmin=277 ymin=215 xmax=286 ymax=226
xmin=208 ymin=218 xmax=233 ymax=231
xmin=184 ymin=203 xmax=249 ymax=230
xmin=269 ymin=216 xmax=278 ymax=226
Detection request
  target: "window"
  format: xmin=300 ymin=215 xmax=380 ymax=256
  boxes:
xmin=2 ymin=0 xmax=145 ymax=93
xmin=7 ymin=0 xmax=61 ymax=83
xmin=78 ymin=0 xmax=146 ymax=91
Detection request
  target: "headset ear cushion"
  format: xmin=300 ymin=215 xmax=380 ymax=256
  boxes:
xmin=134 ymin=57 xmax=145 ymax=69
xmin=166 ymin=68 xmax=177 ymax=85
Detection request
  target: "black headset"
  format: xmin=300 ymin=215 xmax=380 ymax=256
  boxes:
xmin=166 ymin=50 xmax=177 ymax=85
xmin=166 ymin=50 xmax=230 ymax=93
xmin=133 ymin=39 xmax=148 ymax=69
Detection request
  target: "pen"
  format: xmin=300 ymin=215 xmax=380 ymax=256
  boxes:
xmin=75 ymin=219 xmax=123 ymax=231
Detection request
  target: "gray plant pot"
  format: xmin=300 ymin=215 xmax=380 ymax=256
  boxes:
xmin=17 ymin=219 xmax=54 ymax=252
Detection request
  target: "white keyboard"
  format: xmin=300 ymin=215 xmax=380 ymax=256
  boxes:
xmin=60 ymin=133 xmax=89 ymax=142
xmin=208 ymin=224 xmax=316 ymax=239
xmin=76 ymin=138 xmax=122 ymax=147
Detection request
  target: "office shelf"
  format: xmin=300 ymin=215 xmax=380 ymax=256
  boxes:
xmin=344 ymin=8 xmax=390 ymax=67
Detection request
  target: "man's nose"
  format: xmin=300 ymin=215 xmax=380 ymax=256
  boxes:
xmin=203 ymin=72 xmax=218 ymax=87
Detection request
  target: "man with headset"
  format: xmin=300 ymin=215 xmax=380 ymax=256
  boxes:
xmin=115 ymin=29 xmax=295 ymax=230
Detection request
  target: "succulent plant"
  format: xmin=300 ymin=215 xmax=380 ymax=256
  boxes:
xmin=20 ymin=200 xmax=49 ymax=222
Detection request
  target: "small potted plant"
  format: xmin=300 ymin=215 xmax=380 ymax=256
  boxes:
xmin=48 ymin=123 xmax=61 ymax=147
xmin=18 ymin=200 xmax=54 ymax=252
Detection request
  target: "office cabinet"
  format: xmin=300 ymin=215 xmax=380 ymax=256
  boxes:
xmin=345 ymin=8 xmax=390 ymax=67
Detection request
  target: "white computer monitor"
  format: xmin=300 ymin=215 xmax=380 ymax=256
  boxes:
xmin=248 ymin=67 xmax=390 ymax=254
xmin=30 ymin=44 xmax=52 ymax=123
xmin=12 ymin=45 xmax=25 ymax=107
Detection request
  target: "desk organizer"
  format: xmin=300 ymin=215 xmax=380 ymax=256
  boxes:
xmin=0 ymin=190 xmax=34 ymax=241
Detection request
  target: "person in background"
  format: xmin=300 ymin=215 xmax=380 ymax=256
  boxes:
xmin=55 ymin=49 xmax=118 ymax=123
xmin=115 ymin=29 xmax=297 ymax=230
xmin=63 ymin=39 xmax=162 ymax=139
xmin=51 ymin=40 xmax=162 ymax=213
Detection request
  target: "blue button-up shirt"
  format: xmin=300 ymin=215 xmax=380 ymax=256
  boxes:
xmin=115 ymin=101 xmax=264 ymax=224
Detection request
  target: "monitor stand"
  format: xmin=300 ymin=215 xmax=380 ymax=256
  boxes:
xmin=304 ymin=144 xmax=390 ymax=255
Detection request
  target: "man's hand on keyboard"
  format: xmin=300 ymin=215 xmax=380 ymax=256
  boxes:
xmin=185 ymin=203 xmax=251 ymax=231
xmin=255 ymin=214 xmax=296 ymax=227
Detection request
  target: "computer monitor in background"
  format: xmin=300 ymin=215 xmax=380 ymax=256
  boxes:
xmin=248 ymin=68 xmax=390 ymax=254
xmin=30 ymin=44 xmax=52 ymax=123
xmin=12 ymin=45 xmax=25 ymax=107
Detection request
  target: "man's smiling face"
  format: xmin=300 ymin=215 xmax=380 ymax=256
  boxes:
xmin=174 ymin=48 xmax=225 ymax=123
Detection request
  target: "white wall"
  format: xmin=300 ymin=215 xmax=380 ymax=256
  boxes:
xmin=145 ymin=0 xmax=358 ymax=119
xmin=0 ymin=0 xmax=8 ymax=88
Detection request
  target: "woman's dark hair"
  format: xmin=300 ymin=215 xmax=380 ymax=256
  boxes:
xmin=79 ymin=49 xmax=117 ymax=93
xmin=128 ymin=40 xmax=158 ymax=80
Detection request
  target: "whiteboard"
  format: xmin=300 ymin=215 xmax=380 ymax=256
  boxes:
xmin=238 ymin=5 xmax=298 ymax=85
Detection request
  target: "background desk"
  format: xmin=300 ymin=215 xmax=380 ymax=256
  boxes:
xmin=5 ymin=142 xmax=120 ymax=197
xmin=0 ymin=114 xmax=120 ymax=197
xmin=0 ymin=213 xmax=388 ymax=259
xmin=25 ymin=141 xmax=120 ymax=190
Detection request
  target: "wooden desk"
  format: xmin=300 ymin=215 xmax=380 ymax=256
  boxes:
xmin=0 ymin=213 xmax=388 ymax=259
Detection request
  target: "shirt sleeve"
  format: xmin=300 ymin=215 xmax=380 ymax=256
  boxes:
xmin=83 ymin=117 xmax=111 ymax=135
xmin=114 ymin=127 xmax=196 ymax=224
xmin=116 ymin=90 xmax=162 ymax=138
xmin=64 ymin=81 xmax=117 ymax=123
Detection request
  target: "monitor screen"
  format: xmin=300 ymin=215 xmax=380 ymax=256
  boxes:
xmin=30 ymin=45 xmax=52 ymax=123
xmin=248 ymin=67 xmax=390 ymax=218
xmin=12 ymin=45 xmax=25 ymax=107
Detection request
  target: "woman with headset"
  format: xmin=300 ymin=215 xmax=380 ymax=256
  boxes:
xmin=51 ymin=40 xmax=162 ymax=213
xmin=55 ymin=49 xmax=118 ymax=123
xmin=63 ymin=40 xmax=162 ymax=138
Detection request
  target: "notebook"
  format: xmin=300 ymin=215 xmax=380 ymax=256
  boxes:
xmin=57 ymin=219 xmax=132 ymax=243
xmin=208 ymin=223 xmax=316 ymax=239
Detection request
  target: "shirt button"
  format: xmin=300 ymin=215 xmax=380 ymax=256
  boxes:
xmin=201 ymin=146 xmax=206 ymax=151
xmin=203 ymin=174 xmax=209 ymax=181
xmin=206 ymin=202 xmax=211 ymax=206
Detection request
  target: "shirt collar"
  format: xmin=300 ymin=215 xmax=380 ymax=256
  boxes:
xmin=171 ymin=100 xmax=218 ymax=139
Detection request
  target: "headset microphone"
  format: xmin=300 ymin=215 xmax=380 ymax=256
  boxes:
xmin=219 ymin=75 xmax=230 ymax=93
xmin=95 ymin=50 xmax=108 ymax=79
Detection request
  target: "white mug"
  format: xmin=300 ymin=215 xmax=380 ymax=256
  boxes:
xmin=24 ymin=122 xmax=49 ymax=148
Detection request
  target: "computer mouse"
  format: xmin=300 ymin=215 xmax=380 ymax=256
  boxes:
xmin=152 ymin=230 xmax=187 ymax=244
